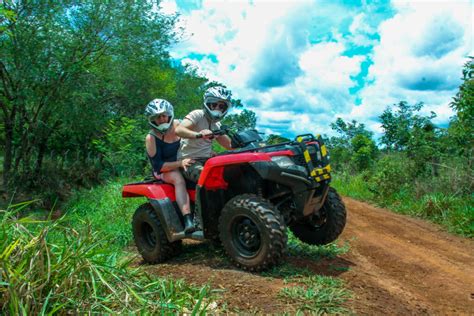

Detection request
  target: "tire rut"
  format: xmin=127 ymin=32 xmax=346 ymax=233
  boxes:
xmin=338 ymin=197 xmax=474 ymax=315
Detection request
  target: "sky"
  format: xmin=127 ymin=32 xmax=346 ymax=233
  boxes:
xmin=160 ymin=0 xmax=473 ymax=140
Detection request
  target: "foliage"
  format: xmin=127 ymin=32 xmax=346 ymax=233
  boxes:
xmin=266 ymin=134 xmax=291 ymax=145
xmin=0 ymin=202 xmax=214 ymax=314
xmin=0 ymin=0 xmax=209 ymax=202
xmin=222 ymin=109 xmax=257 ymax=131
xmin=64 ymin=178 xmax=143 ymax=248
xmin=92 ymin=117 xmax=148 ymax=178
xmin=330 ymin=118 xmax=373 ymax=140
xmin=379 ymin=101 xmax=436 ymax=151
xmin=350 ymin=134 xmax=378 ymax=171
xmin=368 ymin=152 xmax=415 ymax=197
xmin=327 ymin=118 xmax=377 ymax=172
xmin=448 ymin=57 xmax=473 ymax=160
xmin=331 ymin=171 xmax=375 ymax=201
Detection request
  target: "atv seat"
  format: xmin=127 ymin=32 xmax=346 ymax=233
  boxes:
xmin=135 ymin=175 xmax=196 ymax=190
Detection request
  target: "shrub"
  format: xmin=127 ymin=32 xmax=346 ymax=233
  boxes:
xmin=369 ymin=153 xmax=415 ymax=197
xmin=93 ymin=117 xmax=148 ymax=178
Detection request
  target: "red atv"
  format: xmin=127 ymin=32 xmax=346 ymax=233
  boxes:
xmin=123 ymin=127 xmax=346 ymax=271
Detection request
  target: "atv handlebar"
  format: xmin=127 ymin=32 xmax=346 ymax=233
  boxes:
xmin=195 ymin=127 xmax=229 ymax=139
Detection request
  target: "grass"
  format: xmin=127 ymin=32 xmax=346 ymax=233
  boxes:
xmin=1 ymin=183 xmax=216 ymax=314
xmin=287 ymin=230 xmax=351 ymax=260
xmin=64 ymin=178 xmax=145 ymax=249
xmin=332 ymin=173 xmax=474 ymax=238
xmin=261 ymin=232 xmax=352 ymax=314
xmin=279 ymin=275 xmax=352 ymax=314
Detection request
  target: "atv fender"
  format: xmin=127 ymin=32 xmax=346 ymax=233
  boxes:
xmin=122 ymin=183 xmax=176 ymax=200
xmin=148 ymin=198 xmax=183 ymax=242
xmin=146 ymin=198 xmax=203 ymax=242
xmin=249 ymin=161 xmax=327 ymax=218
xmin=123 ymin=183 xmax=196 ymax=201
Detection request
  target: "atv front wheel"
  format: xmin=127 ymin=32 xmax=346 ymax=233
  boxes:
xmin=219 ymin=194 xmax=287 ymax=271
xmin=132 ymin=203 xmax=182 ymax=263
xmin=290 ymin=187 xmax=346 ymax=245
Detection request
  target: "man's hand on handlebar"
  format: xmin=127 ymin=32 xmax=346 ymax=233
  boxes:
xmin=195 ymin=128 xmax=227 ymax=140
xmin=196 ymin=129 xmax=213 ymax=139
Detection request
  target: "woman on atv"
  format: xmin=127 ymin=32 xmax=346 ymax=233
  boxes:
xmin=175 ymin=86 xmax=233 ymax=183
xmin=145 ymin=99 xmax=195 ymax=233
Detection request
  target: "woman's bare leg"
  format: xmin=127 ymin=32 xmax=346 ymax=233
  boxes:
xmin=161 ymin=170 xmax=191 ymax=216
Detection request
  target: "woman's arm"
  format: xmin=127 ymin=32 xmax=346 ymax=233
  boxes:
xmin=160 ymin=160 xmax=184 ymax=172
xmin=146 ymin=134 xmax=193 ymax=173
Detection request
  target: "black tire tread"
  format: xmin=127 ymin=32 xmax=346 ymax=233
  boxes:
xmin=219 ymin=194 xmax=287 ymax=272
xmin=321 ymin=187 xmax=346 ymax=243
xmin=290 ymin=187 xmax=346 ymax=245
xmin=132 ymin=203 xmax=182 ymax=263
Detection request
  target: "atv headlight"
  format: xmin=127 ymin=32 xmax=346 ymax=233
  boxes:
xmin=271 ymin=156 xmax=295 ymax=168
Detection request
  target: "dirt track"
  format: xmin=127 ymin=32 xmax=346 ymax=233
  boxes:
xmin=140 ymin=197 xmax=474 ymax=314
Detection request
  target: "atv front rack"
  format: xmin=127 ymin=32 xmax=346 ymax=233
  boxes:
xmin=296 ymin=134 xmax=331 ymax=183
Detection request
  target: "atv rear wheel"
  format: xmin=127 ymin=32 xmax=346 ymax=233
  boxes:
xmin=132 ymin=203 xmax=182 ymax=263
xmin=219 ymin=194 xmax=287 ymax=271
xmin=290 ymin=187 xmax=346 ymax=245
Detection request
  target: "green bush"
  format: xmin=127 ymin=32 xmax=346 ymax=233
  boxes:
xmin=331 ymin=171 xmax=375 ymax=201
xmin=369 ymin=153 xmax=415 ymax=197
xmin=350 ymin=134 xmax=377 ymax=171
xmin=93 ymin=117 xmax=149 ymax=178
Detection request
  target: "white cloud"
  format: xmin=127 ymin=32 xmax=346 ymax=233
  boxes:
xmin=163 ymin=0 xmax=472 ymax=138
xmin=354 ymin=0 xmax=472 ymax=131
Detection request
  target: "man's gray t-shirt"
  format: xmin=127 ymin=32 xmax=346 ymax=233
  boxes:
xmin=178 ymin=109 xmax=221 ymax=159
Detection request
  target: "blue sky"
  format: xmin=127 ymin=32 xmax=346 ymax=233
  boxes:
xmin=160 ymin=0 xmax=473 ymax=140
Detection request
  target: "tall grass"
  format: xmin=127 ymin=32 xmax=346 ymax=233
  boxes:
xmin=332 ymin=172 xmax=474 ymax=237
xmin=0 ymin=201 xmax=214 ymax=314
xmin=64 ymin=178 xmax=144 ymax=249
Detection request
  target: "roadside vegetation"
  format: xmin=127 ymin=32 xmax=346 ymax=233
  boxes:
xmin=328 ymin=58 xmax=473 ymax=237
xmin=0 ymin=199 xmax=215 ymax=314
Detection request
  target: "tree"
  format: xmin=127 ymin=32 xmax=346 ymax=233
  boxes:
xmin=0 ymin=0 xmax=210 ymax=198
xmin=328 ymin=118 xmax=377 ymax=171
xmin=448 ymin=57 xmax=473 ymax=161
xmin=379 ymin=101 xmax=436 ymax=151
xmin=330 ymin=118 xmax=373 ymax=141
xmin=222 ymin=109 xmax=257 ymax=131
xmin=351 ymin=134 xmax=378 ymax=171
xmin=379 ymin=101 xmax=443 ymax=175
xmin=266 ymin=134 xmax=290 ymax=145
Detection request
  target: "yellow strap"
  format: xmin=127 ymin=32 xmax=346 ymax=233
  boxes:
xmin=321 ymin=145 xmax=327 ymax=157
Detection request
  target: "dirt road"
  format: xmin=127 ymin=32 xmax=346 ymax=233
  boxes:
xmin=141 ymin=197 xmax=474 ymax=314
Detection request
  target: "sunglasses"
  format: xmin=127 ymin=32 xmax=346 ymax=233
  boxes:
xmin=208 ymin=102 xmax=228 ymax=111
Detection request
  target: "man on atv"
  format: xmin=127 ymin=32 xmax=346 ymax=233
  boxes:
xmin=175 ymin=86 xmax=233 ymax=183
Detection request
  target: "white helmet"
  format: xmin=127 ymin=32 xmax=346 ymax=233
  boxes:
xmin=203 ymin=86 xmax=232 ymax=122
xmin=145 ymin=99 xmax=174 ymax=133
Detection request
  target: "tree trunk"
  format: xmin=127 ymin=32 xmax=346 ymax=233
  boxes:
xmin=3 ymin=119 xmax=13 ymax=187
xmin=35 ymin=138 xmax=47 ymax=177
